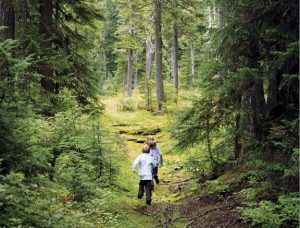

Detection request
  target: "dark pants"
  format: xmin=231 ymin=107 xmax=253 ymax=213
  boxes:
xmin=153 ymin=167 xmax=159 ymax=183
xmin=138 ymin=180 xmax=152 ymax=204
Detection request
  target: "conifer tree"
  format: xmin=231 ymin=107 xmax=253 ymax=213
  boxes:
xmin=154 ymin=0 xmax=165 ymax=110
xmin=0 ymin=0 xmax=15 ymax=41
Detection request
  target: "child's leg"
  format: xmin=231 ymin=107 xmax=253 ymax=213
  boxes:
xmin=145 ymin=180 xmax=152 ymax=205
xmin=153 ymin=167 xmax=159 ymax=184
xmin=138 ymin=180 xmax=145 ymax=199
xmin=151 ymin=168 xmax=155 ymax=190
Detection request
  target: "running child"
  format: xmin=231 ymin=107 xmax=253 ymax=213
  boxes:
xmin=146 ymin=136 xmax=163 ymax=184
xmin=132 ymin=144 xmax=154 ymax=205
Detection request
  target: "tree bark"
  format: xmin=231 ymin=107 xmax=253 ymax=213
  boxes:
xmin=234 ymin=113 xmax=241 ymax=159
xmin=169 ymin=48 xmax=173 ymax=80
xmin=206 ymin=105 xmax=214 ymax=167
xmin=14 ymin=0 xmax=27 ymax=40
xmin=127 ymin=0 xmax=135 ymax=97
xmin=208 ymin=6 xmax=213 ymax=28
xmin=217 ymin=9 xmax=224 ymax=30
xmin=191 ymin=46 xmax=195 ymax=86
xmin=266 ymin=44 xmax=280 ymax=119
xmin=240 ymin=80 xmax=265 ymax=155
xmin=252 ymin=82 xmax=265 ymax=141
xmin=145 ymin=34 xmax=153 ymax=110
xmin=145 ymin=34 xmax=153 ymax=80
xmin=0 ymin=0 xmax=15 ymax=41
xmin=39 ymin=0 xmax=57 ymax=93
xmin=127 ymin=45 xmax=133 ymax=97
xmin=103 ymin=52 xmax=108 ymax=79
xmin=154 ymin=0 xmax=165 ymax=111
xmin=172 ymin=17 xmax=179 ymax=102
xmin=39 ymin=0 xmax=53 ymax=40
xmin=213 ymin=4 xmax=216 ymax=20
xmin=134 ymin=50 xmax=138 ymax=90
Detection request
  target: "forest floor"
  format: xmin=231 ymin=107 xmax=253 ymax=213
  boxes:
xmin=100 ymin=93 xmax=248 ymax=228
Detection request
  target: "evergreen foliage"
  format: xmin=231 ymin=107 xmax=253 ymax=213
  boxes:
xmin=0 ymin=0 xmax=298 ymax=226
xmin=170 ymin=0 xmax=299 ymax=226
xmin=0 ymin=2 xmax=120 ymax=226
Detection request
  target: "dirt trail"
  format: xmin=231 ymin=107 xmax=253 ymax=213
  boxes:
xmin=100 ymin=96 xmax=246 ymax=228
xmin=101 ymin=96 xmax=191 ymax=227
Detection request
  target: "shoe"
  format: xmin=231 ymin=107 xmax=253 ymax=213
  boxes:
xmin=146 ymin=200 xmax=151 ymax=205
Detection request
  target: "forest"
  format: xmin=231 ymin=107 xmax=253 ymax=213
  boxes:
xmin=0 ymin=0 xmax=299 ymax=227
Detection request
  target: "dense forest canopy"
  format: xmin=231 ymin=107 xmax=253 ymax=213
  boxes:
xmin=0 ymin=0 xmax=299 ymax=227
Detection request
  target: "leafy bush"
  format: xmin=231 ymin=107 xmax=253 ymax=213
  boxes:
xmin=0 ymin=172 xmax=123 ymax=227
xmin=238 ymin=188 xmax=258 ymax=204
xmin=204 ymin=179 xmax=230 ymax=196
xmin=140 ymin=79 xmax=156 ymax=112
xmin=240 ymin=194 xmax=299 ymax=227
xmin=0 ymin=88 xmax=121 ymax=226
xmin=284 ymin=148 xmax=299 ymax=180
xmin=184 ymin=154 xmax=209 ymax=181
xmin=117 ymin=98 xmax=136 ymax=111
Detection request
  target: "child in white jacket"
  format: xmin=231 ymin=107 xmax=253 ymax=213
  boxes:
xmin=132 ymin=145 xmax=154 ymax=205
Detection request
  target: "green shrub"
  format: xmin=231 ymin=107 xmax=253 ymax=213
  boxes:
xmin=184 ymin=154 xmax=209 ymax=181
xmin=238 ymin=188 xmax=258 ymax=205
xmin=137 ymin=99 xmax=147 ymax=110
xmin=204 ymin=179 xmax=230 ymax=196
xmin=0 ymin=88 xmax=121 ymax=226
xmin=117 ymin=98 xmax=136 ymax=111
xmin=240 ymin=194 xmax=299 ymax=227
xmin=140 ymin=79 xmax=156 ymax=112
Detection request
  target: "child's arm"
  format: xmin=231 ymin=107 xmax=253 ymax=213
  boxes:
xmin=132 ymin=155 xmax=141 ymax=172
xmin=158 ymin=148 xmax=163 ymax=167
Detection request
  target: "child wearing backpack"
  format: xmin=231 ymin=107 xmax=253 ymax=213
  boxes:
xmin=146 ymin=136 xmax=163 ymax=184
xmin=132 ymin=144 xmax=154 ymax=205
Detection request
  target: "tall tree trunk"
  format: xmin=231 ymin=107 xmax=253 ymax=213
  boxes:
xmin=39 ymin=0 xmax=53 ymax=41
xmin=127 ymin=0 xmax=135 ymax=97
xmin=208 ymin=6 xmax=213 ymax=28
xmin=134 ymin=51 xmax=138 ymax=90
xmin=127 ymin=45 xmax=133 ymax=97
xmin=206 ymin=104 xmax=214 ymax=167
xmin=240 ymin=80 xmax=265 ymax=155
xmin=252 ymin=82 xmax=265 ymax=141
xmin=154 ymin=0 xmax=165 ymax=111
xmin=172 ymin=16 xmax=179 ymax=102
xmin=145 ymin=34 xmax=153 ymax=110
xmin=234 ymin=111 xmax=241 ymax=160
xmin=14 ymin=0 xmax=27 ymax=39
xmin=213 ymin=3 xmax=216 ymax=20
xmin=123 ymin=69 xmax=127 ymax=95
xmin=217 ymin=8 xmax=224 ymax=29
xmin=0 ymin=0 xmax=14 ymax=104
xmin=265 ymin=43 xmax=295 ymax=121
xmin=266 ymin=71 xmax=278 ymax=116
xmin=103 ymin=52 xmax=108 ymax=79
xmin=39 ymin=0 xmax=56 ymax=93
xmin=266 ymin=44 xmax=281 ymax=119
xmin=0 ymin=0 xmax=15 ymax=41
xmin=191 ymin=46 xmax=195 ymax=86
xmin=145 ymin=34 xmax=153 ymax=80
xmin=168 ymin=47 xmax=173 ymax=80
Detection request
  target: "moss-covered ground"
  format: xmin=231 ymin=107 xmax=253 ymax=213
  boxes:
xmin=99 ymin=93 xmax=192 ymax=227
xmin=96 ymin=93 xmax=259 ymax=228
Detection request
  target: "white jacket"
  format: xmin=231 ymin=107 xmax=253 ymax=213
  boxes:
xmin=132 ymin=153 xmax=154 ymax=180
